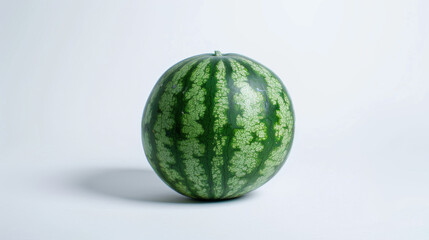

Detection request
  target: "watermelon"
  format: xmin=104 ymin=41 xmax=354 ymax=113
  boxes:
xmin=141 ymin=51 xmax=294 ymax=200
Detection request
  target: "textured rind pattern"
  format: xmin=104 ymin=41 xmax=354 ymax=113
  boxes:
xmin=142 ymin=57 xmax=193 ymax=172
xmin=234 ymin=56 xmax=294 ymax=195
xmin=142 ymin=53 xmax=294 ymax=200
xmin=150 ymin=58 xmax=199 ymax=196
xmin=178 ymin=58 xmax=211 ymax=198
xmin=211 ymin=60 xmax=228 ymax=198
xmin=224 ymin=59 xmax=267 ymax=198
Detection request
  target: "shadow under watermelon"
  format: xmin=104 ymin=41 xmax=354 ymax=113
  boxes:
xmin=75 ymin=168 xmax=254 ymax=204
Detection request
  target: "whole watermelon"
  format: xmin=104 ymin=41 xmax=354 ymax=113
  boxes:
xmin=142 ymin=51 xmax=294 ymax=200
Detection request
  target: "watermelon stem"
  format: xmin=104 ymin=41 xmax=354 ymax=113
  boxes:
xmin=214 ymin=50 xmax=222 ymax=56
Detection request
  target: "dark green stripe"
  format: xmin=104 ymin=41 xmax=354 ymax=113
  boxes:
xmin=231 ymin=57 xmax=280 ymax=195
xmin=219 ymin=58 xmax=241 ymax=198
xmin=170 ymin=58 xmax=206 ymax=197
xmin=143 ymin=57 xmax=194 ymax=185
xmin=199 ymin=58 xmax=219 ymax=198
xmin=231 ymin=55 xmax=295 ymax=195
xmin=144 ymin=55 xmax=207 ymax=197
xmin=177 ymin=57 xmax=212 ymax=198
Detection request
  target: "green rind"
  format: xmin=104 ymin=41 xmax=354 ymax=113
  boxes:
xmin=211 ymin=60 xmax=228 ymax=198
xmin=223 ymin=58 xmax=267 ymax=198
xmin=227 ymin=54 xmax=295 ymax=197
xmin=178 ymin=57 xmax=212 ymax=199
xmin=142 ymin=54 xmax=210 ymax=197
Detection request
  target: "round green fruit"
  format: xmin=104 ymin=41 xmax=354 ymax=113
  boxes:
xmin=141 ymin=51 xmax=294 ymax=200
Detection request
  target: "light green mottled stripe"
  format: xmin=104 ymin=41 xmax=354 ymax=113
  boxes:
xmin=142 ymin=57 xmax=196 ymax=166
xmin=235 ymin=56 xmax=294 ymax=193
xmin=211 ymin=60 xmax=228 ymax=198
xmin=152 ymin=59 xmax=199 ymax=196
xmin=225 ymin=59 xmax=267 ymax=198
xmin=144 ymin=61 xmax=185 ymax=125
xmin=178 ymin=58 xmax=211 ymax=199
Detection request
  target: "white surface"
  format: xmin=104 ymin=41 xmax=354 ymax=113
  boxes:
xmin=1 ymin=0 xmax=428 ymax=239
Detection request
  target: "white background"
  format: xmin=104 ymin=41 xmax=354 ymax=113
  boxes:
xmin=1 ymin=0 xmax=428 ymax=239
